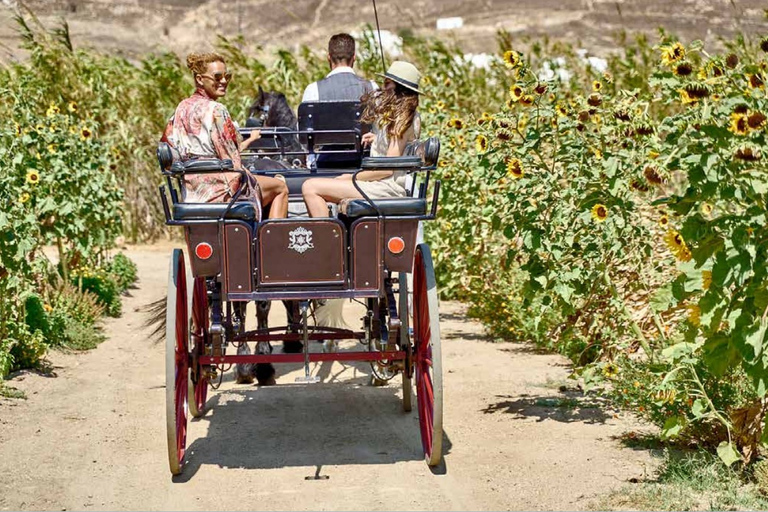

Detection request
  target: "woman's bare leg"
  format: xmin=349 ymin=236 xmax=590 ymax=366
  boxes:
xmin=256 ymin=175 xmax=289 ymax=219
xmin=302 ymin=178 xmax=363 ymax=217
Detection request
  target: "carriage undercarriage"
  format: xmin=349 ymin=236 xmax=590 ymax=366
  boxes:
xmin=159 ymin=101 xmax=443 ymax=476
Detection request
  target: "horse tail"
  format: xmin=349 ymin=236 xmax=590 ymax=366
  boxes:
xmin=140 ymin=297 xmax=167 ymax=343
xmin=315 ymin=299 xmax=348 ymax=329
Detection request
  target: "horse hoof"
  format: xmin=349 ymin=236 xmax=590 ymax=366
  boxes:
xmin=236 ymin=374 xmax=254 ymax=385
xmin=282 ymin=341 xmax=304 ymax=353
xmin=255 ymin=363 xmax=276 ymax=385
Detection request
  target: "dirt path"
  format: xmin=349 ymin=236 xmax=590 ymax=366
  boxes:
xmin=0 ymin=244 xmax=656 ymax=511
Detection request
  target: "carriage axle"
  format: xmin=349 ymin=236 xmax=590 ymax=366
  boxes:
xmin=200 ymin=350 xmax=406 ymax=365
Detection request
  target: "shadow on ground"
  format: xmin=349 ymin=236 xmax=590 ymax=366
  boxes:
xmin=174 ymin=359 xmax=453 ymax=481
xmin=482 ymin=393 xmax=614 ymax=424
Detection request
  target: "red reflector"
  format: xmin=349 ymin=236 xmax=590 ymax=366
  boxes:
xmin=195 ymin=242 xmax=213 ymax=260
xmin=387 ymin=237 xmax=405 ymax=254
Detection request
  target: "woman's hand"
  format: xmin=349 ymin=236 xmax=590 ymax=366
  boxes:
xmin=361 ymin=132 xmax=376 ymax=147
xmin=239 ymin=129 xmax=261 ymax=152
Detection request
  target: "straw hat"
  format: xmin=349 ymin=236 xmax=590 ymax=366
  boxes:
xmin=378 ymin=61 xmax=423 ymax=94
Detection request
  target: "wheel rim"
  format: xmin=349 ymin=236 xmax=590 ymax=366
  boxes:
xmin=166 ymin=249 xmax=189 ymax=475
xmin=413 ymin=245 xmax=443 ymax=466
xmin=189 ymin=276 xmax=209 ymax=417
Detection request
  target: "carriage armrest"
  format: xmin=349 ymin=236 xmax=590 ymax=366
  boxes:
xmin=167 ymin=159 xmax=235 ymax=175
xmin=360 ymin=156 xmax=423 ymax=170
xmin=339 ymin=197 xmax=427 ymax=218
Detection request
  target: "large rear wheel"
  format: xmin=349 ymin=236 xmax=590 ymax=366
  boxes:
xmin=166 ymin=249 xmax=189 ymax=475
xmin=413 ymin=244 xmax=443 ymax=466
xmin=188 ymin=276 xmax=209 ymax=418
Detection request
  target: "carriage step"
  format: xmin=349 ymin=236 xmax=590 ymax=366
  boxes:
xmin=295 ymin=375 xmax=321 ymax=384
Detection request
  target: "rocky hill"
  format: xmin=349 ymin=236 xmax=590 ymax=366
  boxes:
xmin=2 ymin=0 xmax=767 ymax=61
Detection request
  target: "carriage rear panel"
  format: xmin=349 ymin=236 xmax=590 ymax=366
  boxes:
xmin=257 ymin=219 xmax=346 ymax=287
xmin=185 ymin=224 xmax=221 ymax=277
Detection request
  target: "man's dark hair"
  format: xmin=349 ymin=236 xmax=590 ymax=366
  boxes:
xmin=328 ymin=33 xmax=355 ymax=64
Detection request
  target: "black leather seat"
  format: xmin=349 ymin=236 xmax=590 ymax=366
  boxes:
xmin=360 ymin=156 xmax=422 ymax=169
xmin=340 ymin=197 xmax=427 ymax=218
xmin=173 ymin=202 xmax=258 ymax=221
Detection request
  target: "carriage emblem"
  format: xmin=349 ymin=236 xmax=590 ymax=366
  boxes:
xmin=287 ymin=226 xmax=314 ymax=254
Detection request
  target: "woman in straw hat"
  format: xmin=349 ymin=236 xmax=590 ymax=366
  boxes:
xmin=301 ymin=60 xmax=423 ymax=217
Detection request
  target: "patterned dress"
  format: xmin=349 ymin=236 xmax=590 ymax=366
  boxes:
xmin=163 ymin=90 xmax=260 ymax=206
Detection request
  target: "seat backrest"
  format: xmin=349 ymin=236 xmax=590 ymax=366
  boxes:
xmin=297 ymin=100 xmax=370 ymax=150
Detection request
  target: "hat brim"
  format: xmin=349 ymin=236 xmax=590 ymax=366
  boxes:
xmin=376 ymin=72 xmax=426 ymax=96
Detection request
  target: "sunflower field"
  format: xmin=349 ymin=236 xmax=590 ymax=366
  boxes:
xmin=1 ymin=8 xmax=767 ymax=466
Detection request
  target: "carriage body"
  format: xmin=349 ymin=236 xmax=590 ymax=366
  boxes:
xmin=157 ymin=100 xmax=443 ymax=476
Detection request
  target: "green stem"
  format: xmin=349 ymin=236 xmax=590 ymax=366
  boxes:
xmin=603 ymin=269 xmax=655 ymax=362
xmin=56 ymin=236 xmax=68 ymax=283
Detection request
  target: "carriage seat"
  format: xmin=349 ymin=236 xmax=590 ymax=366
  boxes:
xmin=172 ymin=202 xmax=258 ymax=221
xmin=360 ymin=156 xmax=423 ymax=169
xmin=339 ymin=197 xmax=427 ymax=218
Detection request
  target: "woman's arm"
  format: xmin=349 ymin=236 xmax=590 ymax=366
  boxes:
xmin=239 ymin=130 xmax=261 ymax=152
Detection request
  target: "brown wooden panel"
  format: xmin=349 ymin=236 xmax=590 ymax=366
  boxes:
xmin=258 ymin=220 xmax=345 ymax=286
xmin=384 ymin=220 xmax=419 ymax=273
xmin=352 ymin=220 xmax=380 ymax=290
xmin=223 ymin=222 xmax=253 ymax=294
xmin=185 ymin=224 xmax=220 ymax=277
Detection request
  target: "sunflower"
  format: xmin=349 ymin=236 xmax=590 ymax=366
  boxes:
xmin=49 ymin=124 xmax=58 ymax=133
xmin=674 ymin=61 xmax=693 ymax=76
xmin=534 ymin=83 xmax=548 ymax=95
xmin=556 ymin=104 xmax=569 ymax=117
xmin=602 ymin=363 xmax=620 ymax=379
xmin=687 ymin=305 xmax=701 ymax=326
xmin=443 ymin=77 xmax=452 ymax=87
xmin=495 ymin=128 xmax=512 ymax=141
xmin=503 ymin=50 xmax=521 ymax=69
xmin=660 ymin=42 xmax=686 ymax=66
xmin=509 ymin=84 xmax=524 ymax=102
xmin=494 ymin=117 xmax=511 ymax=129
xmin=68 ymin=101 xmax=78 ymax=113
xmin=80 ymin=125 xmax=93 ymax=140
xmin=664 ymin=230 xmax=692 ymax=262
xmin=475 ymin=134 xmax=488 ymax=153
xmin=26 ymin=169 xmax=40 ymax=185
xmin=748 ymin=73 xmax=765 ymax=89
xmin=697 ymin=66 xmax=708 ymax=81
xmin=643 ymin=166 xmax=664 ymax=185
xmin=18 ymin=192 xmax=30 ymax=204
xmin=729 ymin=113 xmax=749 ymax=135
xmin=592 ymin=80 xmax=602 ymax=92
xmin=734 ymin=144 xmax=762 ymax=161
xmin=519 ymin=94 xmax=535 ymax=107
xmin=702 ymin=270 xmax=712 ymax=290
xmin=603 ymin=71 xmax=613 ymax=84
xmin=659 ymin=214 xmax=669 ymax=227
xmin=505 ymin=97 xmax=517 ymax=110
xmin=428 ymin=106 xmax=437 ymax=115
xmin=747 ymin=111 xmax=767 ymax=129
xmin=699 ymin=202 xmax=713 ymax=217
xmin=46 ymin=103 xmax=60 ymax=117
xmin=476 ymin=112 xmax=493 ymax=126
xmin=435 ymin=100 xmax=445 ymax=111
xmin=590 ymin=203 xmax=608 ymax=222
xmin=14 ymin=122 xmax=21 ymax=136
xmin=47 ymin=144 xmax=56 ymax=155
xmin=587 ymin=93 xmax=602 ymax=107
xmin=506 ymin=158 xmax=524 ymax=179
xmin=725 ymin=53 xmax=740 ymax=68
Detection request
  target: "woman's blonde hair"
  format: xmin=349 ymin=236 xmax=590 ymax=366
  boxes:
xmin=186 ymin=52 xmax=226 ymax=76
xmin=361 ymin=84 xmax=419 ymax=140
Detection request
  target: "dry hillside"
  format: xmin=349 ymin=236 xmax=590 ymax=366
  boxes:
xmin=1 ymin=0 xmax=768 ymax=61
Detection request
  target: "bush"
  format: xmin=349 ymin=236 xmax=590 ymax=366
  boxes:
xmin=9 ymin=328 xmax=46 ymax=372
xmin=70 ymin=266 xmax=121 ymax=317
xmin=106 ymin=253 xmax=138 ymax=293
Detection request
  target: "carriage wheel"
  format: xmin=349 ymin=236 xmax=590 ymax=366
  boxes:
xmin=398 ymin=272 xmax=413 ymax=413
xmin=188 ymin=276 xmax=209 ymax=418
xmin=412 ymin=244 xmax=443 ymax=466
xmin=165 ymin=249 xmax=189 ymax=475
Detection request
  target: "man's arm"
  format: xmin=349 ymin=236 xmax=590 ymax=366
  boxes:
xmin=302 ymin=82 xmax=319 ymax=103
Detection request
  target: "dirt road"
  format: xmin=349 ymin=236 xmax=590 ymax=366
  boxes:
xmin=0 ymin=245 xmax=656 ymax=511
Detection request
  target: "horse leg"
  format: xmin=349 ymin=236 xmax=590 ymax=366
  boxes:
xmin=254 ymin=300 xmax=276 ymax=385
xmin=282 ymin=300 xmax=303 ymax=353
xmin=233 ymin=302 xmax=255 ymax=384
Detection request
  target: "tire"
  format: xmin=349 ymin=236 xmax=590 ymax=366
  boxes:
xmin=188 ymin=276 xmax=209 ymax=419
xmin=412 ymin=244 xmax=443 ymax=466
xmin=166 ymin=249 xmax=189 ymax=475
xmin=398 ymin=271 xmax=413 ymax=413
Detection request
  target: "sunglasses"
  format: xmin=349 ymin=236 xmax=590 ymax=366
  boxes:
xmin=199 ymin=72 xmax=232 ymax=83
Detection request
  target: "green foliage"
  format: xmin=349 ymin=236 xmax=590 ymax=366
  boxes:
xmin=71 ymin=266 xmax=121 ymax=318
xmin=105 ymin=253 xmax=138 ymax=293
xmin=9 ymin=327 xmax=46 ymax=372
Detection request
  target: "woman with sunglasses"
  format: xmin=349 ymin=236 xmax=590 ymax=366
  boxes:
xmin=162 ymin=52 xmax=288 ymax=218
xmin=301 ymin=61 xmax=423 ymax=217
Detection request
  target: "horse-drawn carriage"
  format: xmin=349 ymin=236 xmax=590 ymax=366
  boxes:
xmin=157 ymin=99 xmax=443 ymax=475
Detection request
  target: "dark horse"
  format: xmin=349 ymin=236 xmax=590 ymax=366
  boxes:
xmin=235 ymin=87 xmax=305 ymax=386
